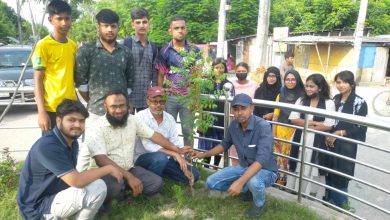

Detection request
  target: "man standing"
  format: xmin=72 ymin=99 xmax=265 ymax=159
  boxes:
xmin=280 ymin=51 xmax=295 ymax=81
xmin=17 ymin=99 xmax=123 ymax=220
xmin=33 ymin=0 xmax=78 ymax=132
xmin=75 ymin=9 xmax=134 ymax=119
xmin=123 ymin=8 xmax=159 ymax=112
xmin=135 ymin=86 xmax=199 ymax=185
xmin=157 ymin=15 xmax=200 ymax=147
xmin=193 ymin=94 xmax=277 ymax=218
xmin=78 ymin=90 xmax=190 ymax=210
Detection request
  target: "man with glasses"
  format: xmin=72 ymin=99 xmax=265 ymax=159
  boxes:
xmin=78 ymin=90 xmax=190 ymax=212
xmin=134 ymin=87 xmax=199 ymax=185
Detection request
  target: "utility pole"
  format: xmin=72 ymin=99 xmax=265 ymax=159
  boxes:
xmin=216 ymin=0 xmax=227 ymax=58
xmin=351 ymin=0 xmax=368 ymax=79
xmin=16 ymin=0 xmax=23 ymax=44
xmin=254 ymin=0 xmax=271 ymax=68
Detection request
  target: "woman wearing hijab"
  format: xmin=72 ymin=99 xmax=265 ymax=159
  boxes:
xmin=254 ymin=66 xmax=282 ymax=120
xmin=272 ymin=70 xmax=304 ymax=185
xmin=325 ymin=70 xmax=367 ymax=208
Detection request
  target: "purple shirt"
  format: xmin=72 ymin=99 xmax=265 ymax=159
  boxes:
xmin=157 ymin=41 xmax=200 ymax=95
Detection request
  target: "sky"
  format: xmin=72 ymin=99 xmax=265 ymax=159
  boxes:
xmin=1 ymin=0 xmax=52 ymax=31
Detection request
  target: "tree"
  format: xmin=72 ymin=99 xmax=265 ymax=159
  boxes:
xmin=0 ymin=2 xmax=18 ymax=43
xmin=366 ymin=0 xmax=390 ymax=36
xmin=70 ymin=0 xmax=390 ymax=44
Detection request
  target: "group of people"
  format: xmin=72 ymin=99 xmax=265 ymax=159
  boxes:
xmin=18 ymin=1 xmax=202 ymax=219
xmin=15 ymin=0 xmax=367 ymax=219
xmin=199 ymin=52 xmax=368 ymax=210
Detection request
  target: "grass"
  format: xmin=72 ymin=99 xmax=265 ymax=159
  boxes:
xmin=1 ymin=166 xmax=325 ymax=220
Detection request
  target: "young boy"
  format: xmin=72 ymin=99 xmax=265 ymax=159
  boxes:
xmin=33 ymin=0 xmax=78 ymax=132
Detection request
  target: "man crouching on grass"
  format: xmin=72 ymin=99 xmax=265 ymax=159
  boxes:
xmin=192 ymin=93 xmax=277 ymax=218
xmin=17 ymin=99 xmax=123 ymax=220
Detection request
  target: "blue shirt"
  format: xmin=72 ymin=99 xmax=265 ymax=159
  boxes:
xmin=17 ymin=127 xmax=78 ymax=220
xmin=221 ymin=115 xmax=277 ymax=172
xmin=157 ymin=40 xmax=200 ymax=95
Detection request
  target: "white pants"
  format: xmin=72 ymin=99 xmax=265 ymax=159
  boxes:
xmin=44 ymin=179 xmax=107 ymax=220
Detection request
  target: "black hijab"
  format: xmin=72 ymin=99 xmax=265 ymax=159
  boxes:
xmin=278 ymin=70 xmax=305 ymax=123
xmin=255 ymin=66 xmax=282 ymax=101
xmin=254 ymin=66 xmax=282 ymax=117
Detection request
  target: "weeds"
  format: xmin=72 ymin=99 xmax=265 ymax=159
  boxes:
xmin=0 ymin=147 xmax=19 ymax=197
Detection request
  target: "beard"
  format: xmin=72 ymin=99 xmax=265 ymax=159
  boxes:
xmin=100 ymin=35 xmax=117 ymax=44
xmin=106 ymin=112 xmax=128 ymax=128
xmin=59 ymin=123 xmax=83 ymax=140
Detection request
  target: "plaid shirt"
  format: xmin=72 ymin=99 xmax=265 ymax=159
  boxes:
xmin=127 ymin=36 xmax=157 ymax=108
xmin=75 ymin=40 xmax=134 ymax=115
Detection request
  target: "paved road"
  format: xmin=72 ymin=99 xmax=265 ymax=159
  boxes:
xmin=1 ymin=85 xmax=390 ymax=219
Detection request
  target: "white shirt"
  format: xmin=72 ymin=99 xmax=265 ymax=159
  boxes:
xmin=134 ymin=108 xmax=183 ymax=160
xmin=289 ymin=97 xmax=336 ymax=127
xmin=82 ymin=114 xmax=155 ymax=171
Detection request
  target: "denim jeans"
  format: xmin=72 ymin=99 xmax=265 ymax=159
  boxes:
xmin=325 ymin=176 xmax=349 ymax=208
xmin=166 ymin=96 xmax=194 ymax=147
xmin=206 ymin=165 xmax=277 ymax=207
xmin=135 ymin=152 xmax=199 ymax=184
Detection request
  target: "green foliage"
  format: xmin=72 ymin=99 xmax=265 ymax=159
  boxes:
xmin=0 ymin=2 xmax=18 ymax=42
xmin=226 ymin=0 xmax=259 ymax=38
xmin=271 ymin=0 xmax=358 ymax=32
xmin=366 ymin=0 xmax=390 ymax=36
xmin=70 ymin=0 xmax=390 ymax=44
xmin=0 ymin=2 xmax=48 ymax=44
xmin=0 ymin=148 xmax=19 ymax=197
xmin=172 ymin=185 xmax=185 ymax=213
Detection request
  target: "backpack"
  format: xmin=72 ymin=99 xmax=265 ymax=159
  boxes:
xmin=123 ymin=37 xmax=158 ymax=63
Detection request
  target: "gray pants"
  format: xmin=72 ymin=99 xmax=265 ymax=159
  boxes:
xmin=44 ymin=179 xmax=107 ymax=220
xmin=102 ymin=166 xmax=163 ymax=203
xmin=166 ymin=95 xmax=194 ymax=147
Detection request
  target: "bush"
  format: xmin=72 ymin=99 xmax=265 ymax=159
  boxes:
xmin=0 ymin=147 xmax=19 ymax=196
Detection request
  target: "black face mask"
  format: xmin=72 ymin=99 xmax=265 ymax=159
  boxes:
xmin=236 ymin=73 xmax=248 ymax=81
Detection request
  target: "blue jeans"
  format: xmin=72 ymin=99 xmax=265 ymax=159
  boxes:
xmin=325 ymin=176 xmax=349 ymax=208
xmin=166 ymin=96 xmax=193 ymax=146
xmin=135 ymin=152 xmax=199 ymax=184
xmin=206 ymin=165 xmax=277 ymax=207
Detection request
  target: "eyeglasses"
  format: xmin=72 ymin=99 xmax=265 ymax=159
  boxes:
xmin=148 ymin=99 xmax=166 ymax=105
xmin=285 ymin=79 xmax=296 ymax=82
xmin=108 ymin=104 xmax=127 ymax=110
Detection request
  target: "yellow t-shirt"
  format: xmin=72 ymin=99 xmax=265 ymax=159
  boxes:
xmin=32 ymin=35 xmax=77 ymax=112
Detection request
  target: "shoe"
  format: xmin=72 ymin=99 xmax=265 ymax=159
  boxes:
xmin=276 ymin=177 xmax=287 ymax=186
xmin=245 ymin=202 xmax=267 ymax=218
xmin=240 ymin=191 xmax=253 ymax=201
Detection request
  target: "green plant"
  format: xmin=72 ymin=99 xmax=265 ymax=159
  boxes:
xmin=172 ymin=184 xmax=185 ymax=214
xmin=0 ymin=147 xmax=18 ymax=196
xmin=164 ymin=50 xmax=229 ymax=144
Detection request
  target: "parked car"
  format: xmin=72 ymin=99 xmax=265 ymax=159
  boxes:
xmin=0 ymin=45 xmax=35 ymax=104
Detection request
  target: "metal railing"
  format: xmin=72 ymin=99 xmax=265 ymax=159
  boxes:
xmin=2 ymin=94 xmax=390 ymax=220
xmin=192 ymin=96 xmax=390 ymax=220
